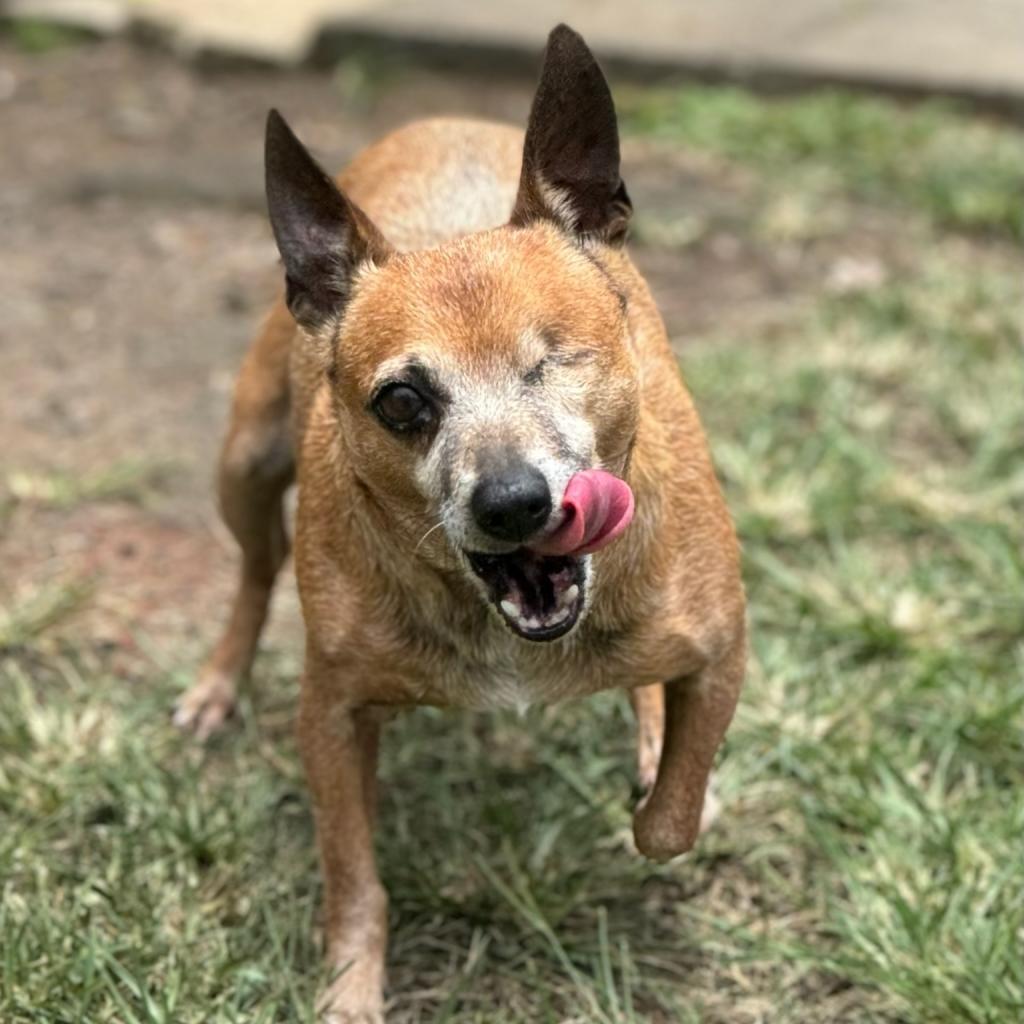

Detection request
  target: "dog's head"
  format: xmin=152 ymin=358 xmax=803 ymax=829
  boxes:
xmin=265 ymin=26 xmax=639 ymax=642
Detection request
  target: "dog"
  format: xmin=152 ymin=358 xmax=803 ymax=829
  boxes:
xmin=175 ymin=24 xmax=746 ymax=1022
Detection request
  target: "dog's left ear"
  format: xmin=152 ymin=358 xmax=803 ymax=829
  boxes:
xmin=511 ymin=24 xmax=631 ymax=246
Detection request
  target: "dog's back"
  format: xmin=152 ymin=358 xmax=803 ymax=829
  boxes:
xmin=341 ymin=118 xmax=524 ymax=250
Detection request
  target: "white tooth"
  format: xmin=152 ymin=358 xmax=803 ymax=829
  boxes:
xmin=517 ymin=615 xmax=531 ymax=630
xmin=501 ymin=599 xmax=519 ymax=618
xmin=526 ymin=617 xmax=541 ymax=630
xmin=562 ymin=584 xmax=579 ymax=606
xmin=548 ymin=607 xmax=569 ymax=625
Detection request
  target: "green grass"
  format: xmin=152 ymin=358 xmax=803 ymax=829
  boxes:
xmin=2 ymin=18 xmax=92 ymax=54
xmin=2 ymin=460 xmax=174 ymax=515
xmin=2 ymin=87 xmax=1023 ymax=1023
xmin=619 ymin=86 xmax=1024 ymax=240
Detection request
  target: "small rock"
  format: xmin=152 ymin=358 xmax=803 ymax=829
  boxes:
xmin=826 ymin=255 xmax=887 ymax=295
xmin=710 ymin=233 xmax=742 ymax=261
xmin=71 ymin=306 xmax=97 ymax=333
xmin=0 ymin=69 xmax=17 ymax=103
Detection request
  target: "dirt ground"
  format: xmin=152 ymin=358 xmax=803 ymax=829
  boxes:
xmin=0 ymin=37 xmax=893 ymax=666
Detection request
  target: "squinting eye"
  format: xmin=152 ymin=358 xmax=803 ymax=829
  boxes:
xmin=373 ymin=383 xmax=431 ymax=432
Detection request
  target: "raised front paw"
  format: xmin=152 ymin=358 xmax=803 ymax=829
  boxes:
xmin=632 ymin=777 xmax=720 ymax=862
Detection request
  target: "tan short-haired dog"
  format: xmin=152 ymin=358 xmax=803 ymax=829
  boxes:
xmin=176 ymin=25 xmax=745 ymax=1022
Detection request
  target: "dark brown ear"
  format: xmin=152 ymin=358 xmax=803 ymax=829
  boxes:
xmin=265 ymin=109 xmax=390 ymax=330
xmin=511 ymin=24 xmax=631 ymax=246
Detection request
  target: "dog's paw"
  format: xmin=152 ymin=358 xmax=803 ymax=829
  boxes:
xmin=629 ymin=771 xmax=722 ymax=860
xmin=698 ymin=781 xmax=721 ymax=836
xmin=320 ymin=1010 xmax=384 ymax=1024
xmin=172 ymin=670 xmax=236 ymax=741
xmin=317 ymin=974 xmax=385 ymax=1024
xmin=632 ymin=801 xmax=697 ymax=862
xmin=636 ymin=741 xmax=660 ymax=796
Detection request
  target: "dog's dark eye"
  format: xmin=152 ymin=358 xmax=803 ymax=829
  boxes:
xmin=373 ymin=383 xmax=431 ymax=432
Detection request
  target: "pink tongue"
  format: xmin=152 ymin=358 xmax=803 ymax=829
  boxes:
xmin=531 ymin=470 xmax=635 ymax=557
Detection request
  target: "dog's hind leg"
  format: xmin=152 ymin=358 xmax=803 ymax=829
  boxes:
xmin=175 ymin=302 xmax=296 ymax=740
xmin=628 ymin=683 xmax=665 ymax=795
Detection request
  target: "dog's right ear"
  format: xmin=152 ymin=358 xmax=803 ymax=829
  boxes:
xmin=265 ymin=109 xmax=390 ymax=331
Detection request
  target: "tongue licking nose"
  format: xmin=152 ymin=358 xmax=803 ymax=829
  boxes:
xmin=530 ymin=470 xmax=635 ymax=557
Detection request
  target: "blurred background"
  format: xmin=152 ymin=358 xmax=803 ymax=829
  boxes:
xmin=2 ymin=3 xmax=1022 ymax=1023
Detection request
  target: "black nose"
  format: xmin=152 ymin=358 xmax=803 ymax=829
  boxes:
xmin=471 ymin=462 xmax=552 ymax=544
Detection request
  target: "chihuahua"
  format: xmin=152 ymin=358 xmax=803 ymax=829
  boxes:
xmin=175 ymin=24 xmax=746 ymax=1022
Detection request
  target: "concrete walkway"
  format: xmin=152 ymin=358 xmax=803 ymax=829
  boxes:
xmin=8 ymin=0 xmax=1024 ymax=105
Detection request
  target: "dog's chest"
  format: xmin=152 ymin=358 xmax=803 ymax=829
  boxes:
xmin=432 ymin=639 xmax=556 ymax=712
xmin=427 ymin=623 xmax=625 ymax=712
xmin=462 ymin=665 xmax=544 ymax=714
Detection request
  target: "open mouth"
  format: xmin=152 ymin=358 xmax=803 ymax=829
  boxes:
xmin=466 ymin=549 xmax=585 ymax=641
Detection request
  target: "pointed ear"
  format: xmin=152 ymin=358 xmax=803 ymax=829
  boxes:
xmin=264 ymin=109 xmax=390 ymax=330
xmin=511 ymin=25 xmax=631 ymax=246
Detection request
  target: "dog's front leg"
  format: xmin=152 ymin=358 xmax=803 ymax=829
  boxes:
xmin=298 ymin=670 xmax=387 ymax=1024
xmin=632 ymin=642 xmax=744 ymax=861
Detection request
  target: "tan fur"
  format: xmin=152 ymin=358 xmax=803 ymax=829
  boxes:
xmin=178 ymin=65 xmax=745 ymax=1023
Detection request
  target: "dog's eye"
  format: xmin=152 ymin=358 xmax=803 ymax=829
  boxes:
xmin=374 ymin=383 xmax=431 ymax=432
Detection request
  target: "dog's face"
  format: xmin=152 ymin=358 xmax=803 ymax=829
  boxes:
xmin=265 ymin=27 xmax=636 ymax=641
xmin=336 ymin=226 xmax=638 ymax=639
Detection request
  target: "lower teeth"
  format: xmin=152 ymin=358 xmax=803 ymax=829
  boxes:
xmin=508 ymin=605 xmax=572 ymax=631
xmin=499 ymin=583 xmax=580 ymax=632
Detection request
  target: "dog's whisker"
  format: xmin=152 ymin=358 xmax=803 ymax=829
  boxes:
xmin=414 ymin=519 xmax=446 ymax=554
